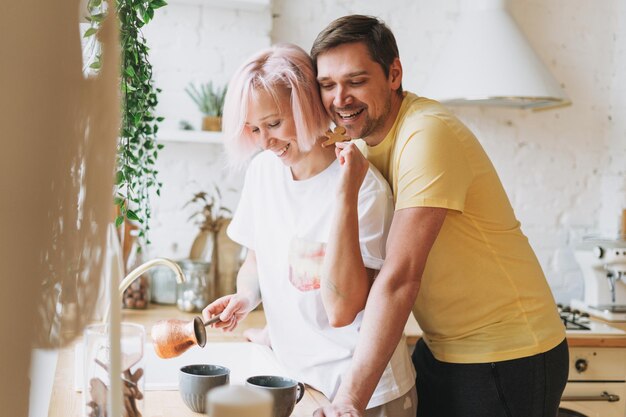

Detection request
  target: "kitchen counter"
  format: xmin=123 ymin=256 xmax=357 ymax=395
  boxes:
xmin=408 ymin=315 xmax=626 ymax=348
xmin=566 ymin=336 xmax=626 ymax=347
xmin=566 ymin=317 xmax=626 ymax=348
xmin=47 ymin=306 xmax=331 ymax=417
xmin=47 ymin=305 xmax=626 ymax=417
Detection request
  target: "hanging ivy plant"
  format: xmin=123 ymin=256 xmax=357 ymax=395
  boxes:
xmin=84 ymin=0 xmax=167 ymax=245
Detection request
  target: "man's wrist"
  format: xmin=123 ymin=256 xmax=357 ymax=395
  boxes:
xmin=336 ymin=190 xmax=359 ymax=210
xmin=332 ymin=378 xmax=368 ymax=412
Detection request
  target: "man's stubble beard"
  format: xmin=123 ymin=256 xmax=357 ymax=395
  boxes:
xmin=335 ymin=93 xmax=392 ymax=141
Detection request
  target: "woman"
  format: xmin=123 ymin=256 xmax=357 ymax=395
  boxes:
xmin=202 ymin=43 xmax=416 ymax=417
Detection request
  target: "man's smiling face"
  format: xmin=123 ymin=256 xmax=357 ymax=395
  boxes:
xmin=316 ymin=42 xmax=402 ymax=145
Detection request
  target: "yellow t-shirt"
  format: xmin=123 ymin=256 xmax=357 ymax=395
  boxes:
xmin=360 ymin=92 xmax=565 ymax=363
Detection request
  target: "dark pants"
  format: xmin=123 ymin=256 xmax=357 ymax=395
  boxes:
xmin=412 ymin=338 xmax=569 ymax=417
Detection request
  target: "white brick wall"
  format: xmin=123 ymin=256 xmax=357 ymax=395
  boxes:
xmin=144 ymin=0 xmax=625 ymax=304
xmin=143 ymin=1 xmax=270 ymax=260
xmin=144 ymin=2 xmax=272 ymax=131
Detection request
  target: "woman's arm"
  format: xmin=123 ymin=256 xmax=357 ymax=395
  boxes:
xmin=321 ymin=142 xmax=378 ymax=327
xmin=235 ymin=249 xmax=262 ymax=308
xmin=202 ymin=249 xmax=262 ymax=331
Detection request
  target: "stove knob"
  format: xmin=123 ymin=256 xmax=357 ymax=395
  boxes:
xmin=575 ymin=358 xmax=588 ymax=373
xmin=593 ymin=246 xmax=605 ymax=259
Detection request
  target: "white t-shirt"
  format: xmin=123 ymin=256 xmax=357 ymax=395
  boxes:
xmin=228 ymin=150 xmax=415 ymax=408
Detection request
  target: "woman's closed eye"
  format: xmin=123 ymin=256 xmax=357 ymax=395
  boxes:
xmin=247 ymin=119 xmax=281 ymax=135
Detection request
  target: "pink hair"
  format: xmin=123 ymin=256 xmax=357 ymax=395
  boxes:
xmin=222 ymin=43 xmax=330 ymax=167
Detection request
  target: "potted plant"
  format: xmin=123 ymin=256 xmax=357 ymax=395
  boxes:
xmin=185 ymin=81 xmax=227 ymax=131
xmin=84 ymin=0 xmax=167 ymax=246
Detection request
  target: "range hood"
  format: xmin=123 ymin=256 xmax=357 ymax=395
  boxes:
xmin=421 ymin=0 xmax=570 ymax=110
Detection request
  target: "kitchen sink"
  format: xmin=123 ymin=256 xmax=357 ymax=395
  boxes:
xmin=74 ymin=341 xmax=286 ymax=391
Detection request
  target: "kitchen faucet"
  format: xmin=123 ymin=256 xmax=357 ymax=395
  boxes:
xmin=104 ymin=258 xmax=185 ymax=324
xmin=104 ymin=257 xmax=215 ymax=359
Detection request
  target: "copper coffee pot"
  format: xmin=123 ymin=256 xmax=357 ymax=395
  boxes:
xmin=113 ymin=258 xmax=219 ymax=359
xmin=151 ymin=315 xmax=221 ymax=359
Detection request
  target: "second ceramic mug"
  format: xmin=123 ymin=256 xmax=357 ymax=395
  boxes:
xmin=246 ymin=375 xmax=305 ymax=417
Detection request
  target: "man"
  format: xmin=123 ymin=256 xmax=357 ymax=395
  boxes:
xmin=311 ymin=15 xmax=569 ymax=417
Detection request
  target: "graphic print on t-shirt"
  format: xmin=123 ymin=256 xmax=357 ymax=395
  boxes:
xmin=288 ymin=237 xmax=326 ymax=291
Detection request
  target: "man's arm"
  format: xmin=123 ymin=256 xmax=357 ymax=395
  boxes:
xmin=321 ymin=142 xmax=375 ymax=327
xmin=315 ymin=206 xmax=447 ymax=415
xmin=321 ymin=190 xmax=376 ymax=327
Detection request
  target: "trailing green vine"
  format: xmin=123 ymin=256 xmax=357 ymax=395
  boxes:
xmin=84 ymin=0 xmax=167 ymax=246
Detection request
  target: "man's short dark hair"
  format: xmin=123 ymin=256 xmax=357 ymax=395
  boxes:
xmin=311 ymin=14 xmax=402 ymax=93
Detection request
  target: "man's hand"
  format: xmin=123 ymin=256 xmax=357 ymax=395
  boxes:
xmin=313 ymin=404 xmax=363 ymax=417
xmin=313 ymin=392 xmax=365 ymax=417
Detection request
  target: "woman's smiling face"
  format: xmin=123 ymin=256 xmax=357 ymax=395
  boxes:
xmin=245 ymin=87 xmax=308 ymax=168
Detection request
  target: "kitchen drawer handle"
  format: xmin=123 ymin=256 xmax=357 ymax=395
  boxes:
xmin=561 ymin=391 xmax=620 ymax=402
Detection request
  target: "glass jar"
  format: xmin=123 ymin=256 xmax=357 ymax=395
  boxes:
xmin=150 ymin=264 xmax=178 ymax=305
xmin=122 ymin=274 xmax=150 ymax=309
xmin=176 ymin=259 xmax=213 ymax=312
xmin=83 ymin=322 xmax=145 ymax=417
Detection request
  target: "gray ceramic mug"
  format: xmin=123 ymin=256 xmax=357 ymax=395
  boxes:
xmin=179 ymin=364 xmax=230 ymax=413
xmin=246 ymin=375 xmax=305 ymax=417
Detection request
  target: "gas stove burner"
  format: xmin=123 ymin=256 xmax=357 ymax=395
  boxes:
xmin=557 ymin=304 xmax=591 ymax=331
xmin=562 ymin=318 xmax=591 ymax=331
xmin=590 ymin=304 xmax=626 ymax=313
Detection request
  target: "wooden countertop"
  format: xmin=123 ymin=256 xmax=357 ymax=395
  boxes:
xmin=48 ymin=305 xmax=626 ymax=416
xmin=48 ymin=306 xmax=330 ymax=417
xmin=566 ymin=317 xmax=626 ymax=347
xmin=110 ymin=306 xmax=626 ymax=348
xmin=566 ymin=336 xmax=626 ymax=347
xmin=407 ymin=313 xmax=626 ymax=348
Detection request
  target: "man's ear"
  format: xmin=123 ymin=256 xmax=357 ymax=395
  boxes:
xmin=389 ymin=58 xmax=402 ymax=90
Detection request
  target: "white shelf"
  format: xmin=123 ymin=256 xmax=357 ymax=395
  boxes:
xmin=156 ymin=129 xmax=223 ymax=145
xmin=167 ymin=0 xmax=270 ymax=12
